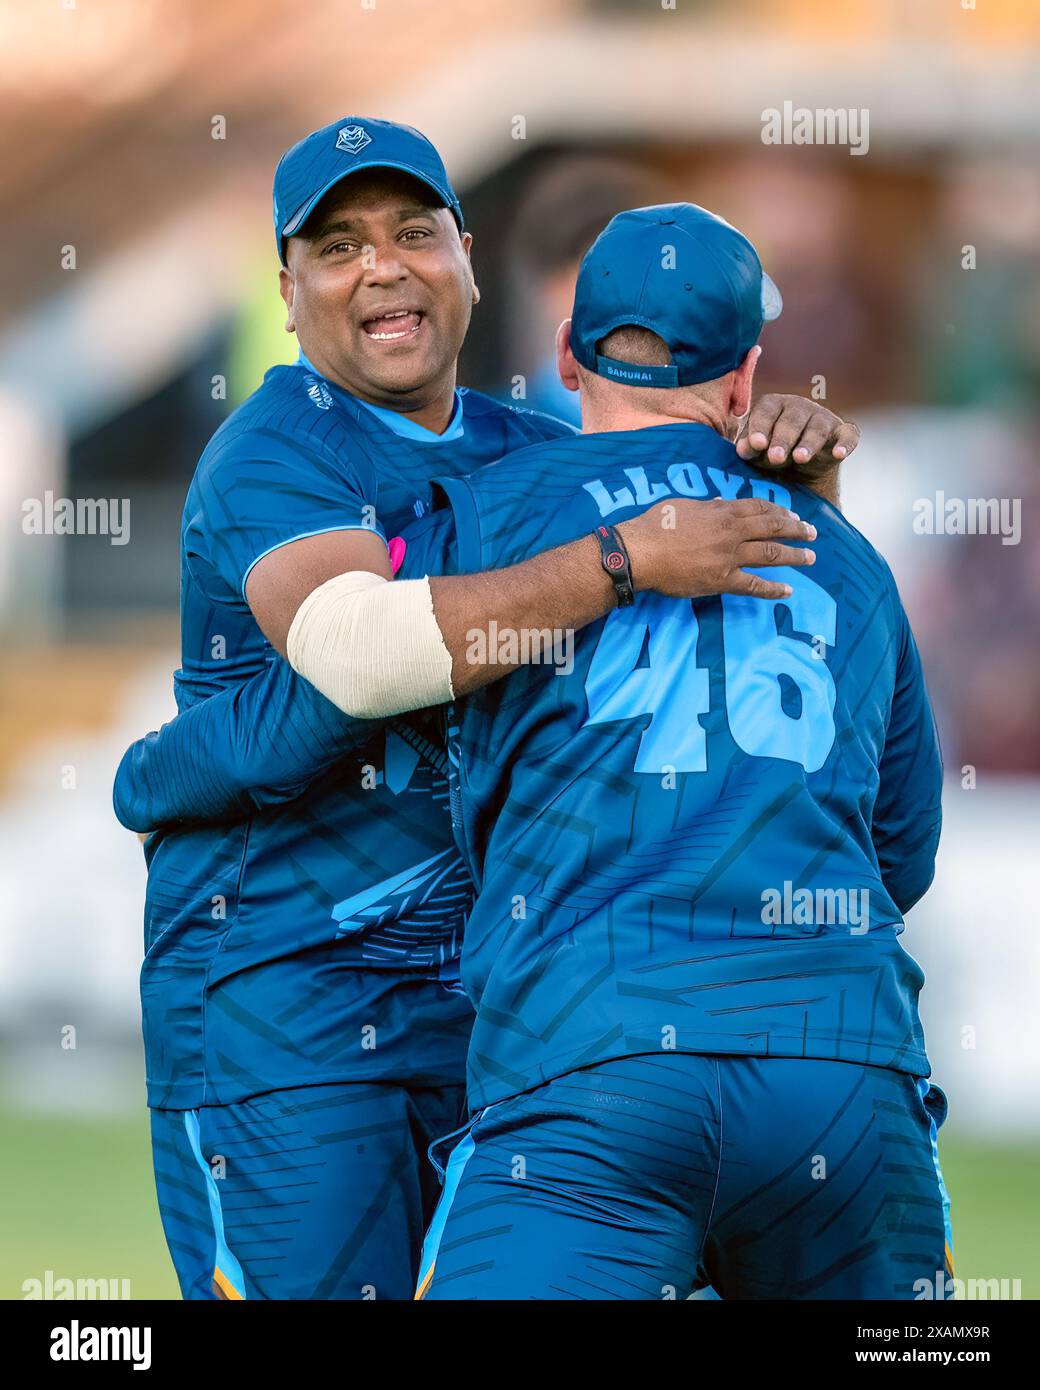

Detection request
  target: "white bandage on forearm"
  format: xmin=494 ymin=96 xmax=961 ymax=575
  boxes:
xmin=286 ymin=569 xmax=454 ymax=718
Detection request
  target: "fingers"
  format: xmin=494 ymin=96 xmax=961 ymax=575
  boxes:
xmin=830 ymin=419 xmax=860 ymax=460
xmin=724 ymin=570 xmax=794 ymax=600
xmin=737 ymin=540 xmax=816 ymax=569
xmin=788 ymin=415 xmax=838 ymax=467
xmin=734 ymin=436 xmax=758 ymax=460
xmin=791 ymin=415 xmax=860 ymax=468
xmin=740 ymin=508 xmax=817 ymax=543
xmin=703 ymin=496 xmax=816 ymax=540
xmin=718 ymin=496 xmax=774 ymax=514
xmin=758 ymin=398 xmax=819 ymax=466
xmin=736 ymin=396 xmax=859 ymax=470
xmin=736 ymin=395 xmax=786 ymax=459
xmin=718 ymin=496 xmax=799 ymax=521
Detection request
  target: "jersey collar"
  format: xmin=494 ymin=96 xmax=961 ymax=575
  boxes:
xmin=296 ymin=350 xmax=464 ymax=443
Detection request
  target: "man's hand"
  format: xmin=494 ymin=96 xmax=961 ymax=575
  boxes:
xmin=736 ymin=395 xmax=859 ymax=479
xmin=620 ymin=497 xmax=816 ymax=601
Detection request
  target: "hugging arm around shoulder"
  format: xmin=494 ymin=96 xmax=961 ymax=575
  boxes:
xmin=114 ymin=495 xmax=464 ymax=834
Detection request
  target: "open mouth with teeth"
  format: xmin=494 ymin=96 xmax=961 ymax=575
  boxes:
xmin=361 ymin=309 xmax=425 ymax=342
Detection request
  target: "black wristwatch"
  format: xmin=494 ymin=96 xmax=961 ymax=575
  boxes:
xmin=593 ymin=524 xmax=635 ymax=607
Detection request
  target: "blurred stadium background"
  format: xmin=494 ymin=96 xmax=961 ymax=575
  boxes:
xmin=1 ymin=0 xmax=1038 ymax=1299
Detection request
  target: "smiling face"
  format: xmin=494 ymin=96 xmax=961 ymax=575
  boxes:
xmin=279 ymin=168 xmax=478 ymax=419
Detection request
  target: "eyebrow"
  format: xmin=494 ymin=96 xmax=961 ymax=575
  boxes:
xmin=308 ymin=205 xmax=441 ymax=241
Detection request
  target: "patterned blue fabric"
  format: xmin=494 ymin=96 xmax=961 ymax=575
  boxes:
xmin=420 ymin=1054 xmax=953 ymax=1300
xmin=152 ymin=1081 xmax=465 ymax=1300
xmin=398 ymin=422 xmax=943 ymax=1109
xmin=116 ymin=361 xmax=573 ymax=1108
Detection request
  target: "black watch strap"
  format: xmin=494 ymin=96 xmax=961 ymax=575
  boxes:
xmin=593 ymin=524 xmax=635 ymax=607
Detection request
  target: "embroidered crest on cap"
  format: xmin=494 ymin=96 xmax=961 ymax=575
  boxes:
xmin=336 ymin=125 xmax=371 ymax=155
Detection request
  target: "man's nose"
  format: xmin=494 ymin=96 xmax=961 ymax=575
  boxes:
xmin=361 ymin=242 xmax=408 ymax=286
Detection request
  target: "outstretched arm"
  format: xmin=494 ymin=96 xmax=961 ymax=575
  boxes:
xmin=113 ymin=658 xmax=383 ymax=833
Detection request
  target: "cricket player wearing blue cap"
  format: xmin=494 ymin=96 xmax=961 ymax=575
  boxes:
xmin=114 ymin=116 xmax=863 ymax=1303
xmin=401 ymin=204 xmax=951 ymax=1300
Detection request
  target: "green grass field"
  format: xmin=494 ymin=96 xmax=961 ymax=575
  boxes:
xmin=1 ymin=1108 xmax=179 ymax=1300
xmin=1 ymin=1107 xmax=1035 ymax=1300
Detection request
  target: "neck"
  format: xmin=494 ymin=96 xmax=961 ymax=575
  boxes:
xmin=302 ymin=347 xmax=459 ymax=435
xmin=580 ymin=397 xmax=733 ymax=439
xmin=346 ymin=378 xmax=458 ymax=435
xmin=372 ymin=387 xmax=457 ymax=434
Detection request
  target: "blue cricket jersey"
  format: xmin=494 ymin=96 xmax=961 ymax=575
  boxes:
xmin=398 ymin=423 xmax=943 ymax=1111
xmin=121 ymin=361 xmax=572 ymax=1108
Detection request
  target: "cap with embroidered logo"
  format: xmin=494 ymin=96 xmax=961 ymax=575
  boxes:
xmin=273 ymin=116 xmax=463 ymax=264
xmin=570 ymin=203 xmax=782 ymax=388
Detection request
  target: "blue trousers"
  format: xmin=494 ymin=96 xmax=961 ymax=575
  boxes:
xmin=418 ymin=1055 xmax=953 ymax=1300
xmin=151 ymin=1080 xmax=465 ymax=1300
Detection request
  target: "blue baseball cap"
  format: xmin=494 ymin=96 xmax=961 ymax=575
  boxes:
xmin=570 ymin=203 xmax=782 ymax=388
xmin=273 ymin=116 xmax=463 ymax=264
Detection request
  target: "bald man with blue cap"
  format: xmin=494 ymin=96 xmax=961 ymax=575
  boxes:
xmin=406 ymin=203 xmax=948 ymax=1302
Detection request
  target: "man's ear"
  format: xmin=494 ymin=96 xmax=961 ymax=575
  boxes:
xmin=279 ymin=266 xmax=296 ymax=333
xmin=731 ymin=344 xmax=761 ymax=419
xmin=556 ymin=318 xmax=580 ymax=394
xmin=461 ymin=232 xmax=480 ymax=306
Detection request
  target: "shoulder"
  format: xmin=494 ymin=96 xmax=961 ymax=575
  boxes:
xmin=459 ymin=388 xmax=578 ymax=445
xmin=193 ymin=366 xmax=373 ymax=499
xmin=774 ymin=473 xmax=907 ymax=634
xmin=453 ymin=430 xmax=591 ymax=505
xmin=812 ymin=489 xmax=902 ymax=598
